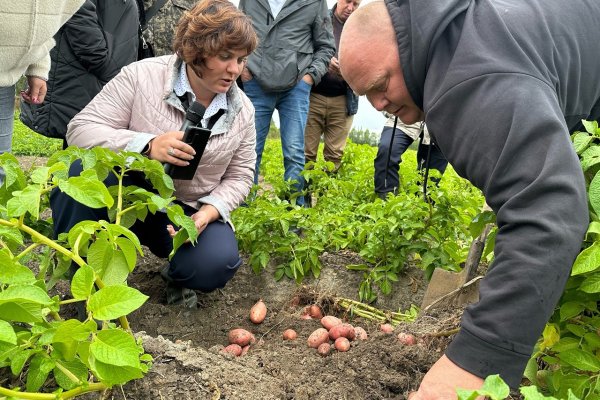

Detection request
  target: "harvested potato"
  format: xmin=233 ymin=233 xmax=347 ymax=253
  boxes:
xmin=334 ymin=337 xmax=350 ymax=352
xmin=317 ymin=342 xmax=331 ymax=357
xmin=250 ymin=299 xmax=267 ymax=324
xmin=222 ymin=344 xmax=242 ymax=356
xmin=228 ymin=328 xmax=256 ymax=346
xmin=397 ymin=332 xmax=417 ymax=346
xmin=241 ymin=344 xmax=250 ymax=356
xmin=289 ymin=295 xmax=301 ymax=307
xmin=354 ymin=326 xmax=368 ymax=340
xmin=320 ymin=315 xmax=342 ymax=330
xmin=380 ymin=323 xmax=394 ymax=334
xmin=308 ymin=304 xmax=323 ymax=319
xmin=307 ymin=328 xmax=330 ymax=348
xmin=329 ymin=323 xmax=356 ymax=341
xmin=282 ymin=329 xmax=298 ymax=340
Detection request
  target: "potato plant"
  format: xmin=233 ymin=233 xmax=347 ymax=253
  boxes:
xmin=458 ymin=374 xmax=582 ymax=400
xmin=0 ymin=147 xmax=197 ymax=398
xmin=233 ymin=139 xmax=483 ymax=302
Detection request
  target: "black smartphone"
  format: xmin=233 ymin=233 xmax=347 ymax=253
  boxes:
xmin=165 ymin=126 xmax=211 ymax=180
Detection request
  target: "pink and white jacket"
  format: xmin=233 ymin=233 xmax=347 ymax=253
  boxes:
xmin=66 ymin=55 xmax=256 ymax=225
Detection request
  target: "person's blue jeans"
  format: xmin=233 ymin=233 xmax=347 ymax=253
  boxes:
xmin=374 ymin=126 xmax=448 ymax=195
xmin=0 ymin=85 xmax=15 ymax=185
xmin=243 ymin=78 xmax=311 ymax=206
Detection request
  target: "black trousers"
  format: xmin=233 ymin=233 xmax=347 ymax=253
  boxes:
xmin=50 ymin=161 xmax=241 ymax=292
xmin=374 ymin=126 xmax=448 ymax=195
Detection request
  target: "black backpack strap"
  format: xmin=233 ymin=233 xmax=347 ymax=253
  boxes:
xmin=135 ymin=0 xmax=147 ymax=27
xmin=145 ymin=0 xmax=169 ymax=24
xmin=207 ymin=109 xmax=225 ymax=130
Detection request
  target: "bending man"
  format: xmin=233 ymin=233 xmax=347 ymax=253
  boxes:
xmin=339 ymin=0 xmax=599 ymax=398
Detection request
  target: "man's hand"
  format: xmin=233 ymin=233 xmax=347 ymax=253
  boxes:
xmin=328 ymin=56 xmax=341 ymax=77
xmin=20 ymin=76 xmax=47 ymax=104
xmin=408 ymin=355 xmax=484 ymax=400
xmin=240 ymin=67 xmax=253 ymax=82
xmin=302 ymin=74 xmax=314 ymax=86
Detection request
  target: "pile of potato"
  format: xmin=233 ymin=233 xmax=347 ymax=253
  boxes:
xmin=222 ymin=299 xmax=266 ymax=356
xmin=222 ymin=300 xmax=417 ymax=358
xmin=306 ymin=314 xmax=368 ymax=356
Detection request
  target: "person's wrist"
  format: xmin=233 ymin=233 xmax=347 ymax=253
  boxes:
xmin=26 ymin=75 xmax=48 ymax=82
xmin=142 ymin=139 xmax=154 ymax=158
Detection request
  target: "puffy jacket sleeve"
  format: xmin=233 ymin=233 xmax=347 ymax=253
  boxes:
xmin=62 ymin=0 xmax=118 ymax=83
xmin=66 ymin=63 xmax=140 ymax=149
xmin=427 ymin=74 xmax=588 ymax=388
xmin=198 ymin=97 xmax=256 ymax=223
xmin=307 ymin=1 xmax=335 ymax=86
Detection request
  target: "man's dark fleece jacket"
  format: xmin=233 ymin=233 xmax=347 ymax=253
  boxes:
xmin=385 ymin=0 xmax=600 ymax=388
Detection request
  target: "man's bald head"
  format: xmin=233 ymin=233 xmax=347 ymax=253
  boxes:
xmin=338 ymin=1 xmax=424 ymax=124
xmin=339 ymin=0 xmax=396 ymax=81
xmin=339 ymin=0 xmax=397 ymax=94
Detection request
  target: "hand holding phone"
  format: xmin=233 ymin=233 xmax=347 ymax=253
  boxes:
xmin=164 ymin=126 xmax=211 ymax=180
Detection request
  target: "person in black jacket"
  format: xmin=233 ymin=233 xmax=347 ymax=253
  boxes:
xmin=20 ymin=0 xmax=139 ymax=143
xmin=339 ymin=0 xmax=599 ymax=398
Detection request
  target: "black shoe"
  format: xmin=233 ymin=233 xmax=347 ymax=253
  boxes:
xmin=303 ymin=191 xmax=312 ymax=208
xmin=165 ymin=282 xmax=198 ymax=308
xmin=288 ymin=224 xmax=304 ymax=237
xmin=161 ymin=264 xmax=197 ymax=308
xmin=74 ymin=301 xmax=103 ymax=329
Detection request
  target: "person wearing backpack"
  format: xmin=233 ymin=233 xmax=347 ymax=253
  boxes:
xmin=139 ymin=0 xmax=196 ymax=57
xmin=20 ymin=0 xmax=139 ymax=143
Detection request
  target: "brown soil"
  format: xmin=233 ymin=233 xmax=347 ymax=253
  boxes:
xmin=111 ymin=249 xmax=463 ymax=400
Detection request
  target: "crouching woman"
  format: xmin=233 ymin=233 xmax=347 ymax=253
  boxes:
xmin=50 ymin=0 xmax=258 ymax=307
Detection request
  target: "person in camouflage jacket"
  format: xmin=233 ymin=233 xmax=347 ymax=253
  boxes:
xmin=142 ymin=0 xmax=195 ymax=56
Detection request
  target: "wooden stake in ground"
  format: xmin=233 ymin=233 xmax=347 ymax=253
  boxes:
xmin=421 ymin=204 xmax=493 ymax=310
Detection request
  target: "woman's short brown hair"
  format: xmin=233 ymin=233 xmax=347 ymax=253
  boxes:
xmin=173 ymin=0 xmax=258 ymax=69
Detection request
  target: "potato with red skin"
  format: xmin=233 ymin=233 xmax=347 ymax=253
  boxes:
xmin=354 ymin=326 xmax=368 ymax=340
xmin=329 ymin=323 xmax=356 ymax=341
xmin=380 ymin=323 xmax=394 ymax=334
xmin=228 ymin=328 xmax=256 ymax=346
xmin=320 ymin=315 xmax=342 ymax=330
xmin=241 ymin=345 xmax=250 ymax=356
xmin=289 ymin=295 xmax=301 ymax=307
xmin=308 ymin=304 xmax=323 ymax=319
xmin=307 ymin=328 xmax=330 ymax=348
xmin=397 ymin=332 xmax=417 ymax=346
xmin=282 ymin=329 xmax=298 ymax=340
xmin=249 ymin=299 xmax=267 ymax=324
xmin=222 ymin=344 xmax=242 ymax=356
xmin=334 ymin=337 xmax=350 ymax=352
xmin=317 ymin=343 xmax=331 ymax=357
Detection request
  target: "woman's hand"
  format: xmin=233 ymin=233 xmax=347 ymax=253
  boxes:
xmin=148 ymin=130 xmax=196 ymax=164
xmin=166 ymin=204 xmax=220 ymax=238
xmin=20 ymin=76 xmax=47 ymax=104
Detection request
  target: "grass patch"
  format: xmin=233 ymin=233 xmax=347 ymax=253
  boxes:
xmin=12 ymin=113 xmax=62 ymax=156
